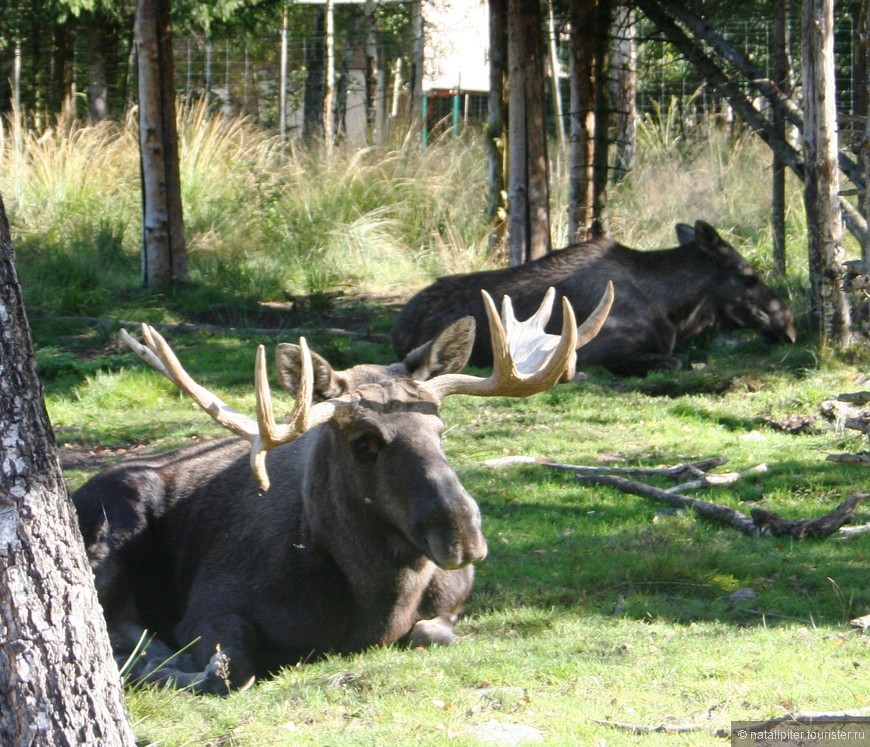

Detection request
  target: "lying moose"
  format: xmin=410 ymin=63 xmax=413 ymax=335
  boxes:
xmin=393 ymin=221 xmax=797 ymax=376
xmin=73 ymin=286 xmax=613 ymax=693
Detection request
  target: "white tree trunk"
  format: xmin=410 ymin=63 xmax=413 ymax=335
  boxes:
xmin=135 ymin=0 xmax=187 ymax=288
xmin=0 ymin=193 xmax=135 ymax=746
xmin=801 ymin=0 xmax=852 ymax=347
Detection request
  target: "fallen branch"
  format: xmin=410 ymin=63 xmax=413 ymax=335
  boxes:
xmin=593 ymin=709 xmax=870 ymax=740
xmin=483 ymin=455 xmax=728 ymax=481
xmin=669 ymin=463 xmax=767 ymax=493
xmin=38 ymin=314 xmax=389 ymax=341
xmin=826 ymin=452 xmax=870 ymax=466
xmin=590 ymin=719 xmax=703 ymax=735
xmin=575 ymin=474 xmax=868 ymax=539
xmin=575 ymin=473 xmax=761 ymax=535
xmin=837 ymin=391 xmax=870 ymax=404
xmin=750 ymin=494 xmax=868 ymax=539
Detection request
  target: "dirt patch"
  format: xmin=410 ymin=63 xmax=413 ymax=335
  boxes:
xmin=58 ymin=441 xmax=155 ymax=472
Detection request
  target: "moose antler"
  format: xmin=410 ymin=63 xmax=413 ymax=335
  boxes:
xmin=420 ymin=282 xmax=614 ymax=401
xmin=120 ymin=325 xmax=339 ymax=492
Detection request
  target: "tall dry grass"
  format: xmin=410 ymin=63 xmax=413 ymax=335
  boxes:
xmin=1 ymin=100 xmax=808 ymax=316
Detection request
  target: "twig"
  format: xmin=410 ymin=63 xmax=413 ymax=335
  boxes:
xmin=39 ymin=314 xmax=388 ymax=341
xmin=482 ymin=455 xmax=728 ymax=480
xmin=669 ymin=463 xmax=767 ymax=493
xmin=590 ymin=719 xmax=704 ymax=735
xmin=738 ymin=608 xmax=817 ymax=625
xmin=837 ymin=522 xmax=870 ymax=537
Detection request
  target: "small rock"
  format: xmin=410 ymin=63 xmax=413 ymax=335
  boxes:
xmin=465 ymin=721 xmax=544 ymax=745
xmin=728 ymin=588 xmax=758 ymax=604
xmin=849 ymin=614 xmax=870 ymax=630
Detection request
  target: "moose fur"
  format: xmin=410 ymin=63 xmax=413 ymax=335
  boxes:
xmin=393 ymin=221 xmax=797 ymax=376
xmin=73 ymin=319 xmax=489 ymax=694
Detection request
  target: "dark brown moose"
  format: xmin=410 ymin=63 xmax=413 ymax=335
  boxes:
xmin=72 ymin=287 xmax=612 ymax=693
xmin=393 ymin=221 xmax=797 ymax=377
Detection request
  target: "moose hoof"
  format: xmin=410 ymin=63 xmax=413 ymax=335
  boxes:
xmin=406 ymin=616 xmax=458 ymax=648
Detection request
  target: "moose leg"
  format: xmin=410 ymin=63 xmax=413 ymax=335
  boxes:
xmin=173 ymin=612 xmax=258 ymax=693
xmin=403 ymin=566 xmax=475 ymax=647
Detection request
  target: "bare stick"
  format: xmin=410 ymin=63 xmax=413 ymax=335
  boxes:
xmin=576 ymin=473 xmax=762 ymax=535
xmin=483 ymin=455 xmax=728 ymax=480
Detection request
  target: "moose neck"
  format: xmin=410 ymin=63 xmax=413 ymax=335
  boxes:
xmin=623 ymin=243 xmax=719 ymax=335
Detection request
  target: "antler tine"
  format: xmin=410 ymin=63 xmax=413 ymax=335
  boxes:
xmin=121 ymin=325 xmax=332 ymax=493
xmin=421 ymin=286 xmax=607 ymax=401
xmin=123 ymin=324 xmax=260 ymax=439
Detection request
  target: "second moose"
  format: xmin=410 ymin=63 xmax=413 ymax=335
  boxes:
xmin=393 ymin=221 xmax=796 ymax=377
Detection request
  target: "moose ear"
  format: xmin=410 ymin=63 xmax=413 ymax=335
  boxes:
xmin=692 ymin=220 xmax=728 ymax=251
xmin=275 ymin=343 xmax=347 ymax=401
xmin=693 ymin=220 xmax=740 ymax=262
xmin=675 ymin=223 xmax=695 ymax=245
xmin=401 ymin=316 xmax=475 ymax=381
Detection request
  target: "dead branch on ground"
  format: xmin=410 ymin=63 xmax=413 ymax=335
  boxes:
xmin=575 ymin=473 xmax=866 ymax=539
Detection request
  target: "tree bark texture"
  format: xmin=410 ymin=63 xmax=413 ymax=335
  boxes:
xmin=487 ymin=0 xmax=508 ymax=243
xmin=135 ymin=0 xmax=187 ymax=288
xmin=858 ymin=0 xmax=870 ymax=263
xmin=0 ymin=194 xmax=135 ymax=745
xmin=802 ymin=0 xmax=852 ymax=347
xmin=568 ymin=0 xmax=596 ymax=243
xmin=591 ymin=0 xmax=613 ymax=234
xmin=507 ymin=0 xmax=551 ymax=265
xmin=612 ymin=3 xmax=637 ymax=182
xmin=303 ymin=5 xmax=326 ymax=142
xmin=771 ymin=0 xmax=790 ymax=274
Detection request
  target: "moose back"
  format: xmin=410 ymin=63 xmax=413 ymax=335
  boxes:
xmin=393 ymin=221 xmax=796 ymax=377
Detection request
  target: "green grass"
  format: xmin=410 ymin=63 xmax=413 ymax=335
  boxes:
xmin=43 ymin=319 xmax=870 ymax=745
xmin=11 ymin=105 xmax=870 ymax=744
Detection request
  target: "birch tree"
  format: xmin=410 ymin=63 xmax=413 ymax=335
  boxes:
xmin=801 ymin=0 xmax=852 ymax=347
xmin=0 ymin=192 xmax=135 ymax=746
xmin=135 ymin=0 xmax=187 ymax=288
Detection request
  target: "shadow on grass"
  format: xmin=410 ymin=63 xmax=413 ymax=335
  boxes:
xmin=467 ymin=460 xmax=870 ymax=631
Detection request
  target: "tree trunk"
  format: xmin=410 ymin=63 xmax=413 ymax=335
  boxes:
xmin=568 ymin=0 xmax=595 ymax=243
xmin=324 ymin=0 xmax=336 ymax=153
xmin=802 ymin=0 xmax=852 ymax=347
xmin=771 ymin=0 xmax=790 ymax=274
xmin=487 ymin=0 xmax=508 ymax=245
xmin=364 ymin=0 xmax=380 ymax=143
xmin=303 ymin=5 xmax=326 ymax=142
xmin=507 ymin=0 xmax=551 ymax=265
xmin=86 ymin=20 xmax=111 ymax=122
xmin=135 ymin=0 xmax=187 ymax=288
xmin=0 ymin=193 xmax=135 ymax=746
xmin=409 ymin=1 xmax=425 ymax=131
xmin=612 ymin=3 xmax=637 ymax=182
xmin=858 ymin=0 xmax=870 ymax=264
xmin=591 ymin=0 xmax=613 ymax=234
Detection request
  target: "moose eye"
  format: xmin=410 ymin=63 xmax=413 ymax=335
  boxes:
xmin=351 ymin=432 xmax=384 ymax=463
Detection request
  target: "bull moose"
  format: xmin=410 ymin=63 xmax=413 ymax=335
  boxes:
xmin=393 ymin=221 xmax=797 ymax=377
xmin=72 ymin=286 xmax=613 ymax=693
